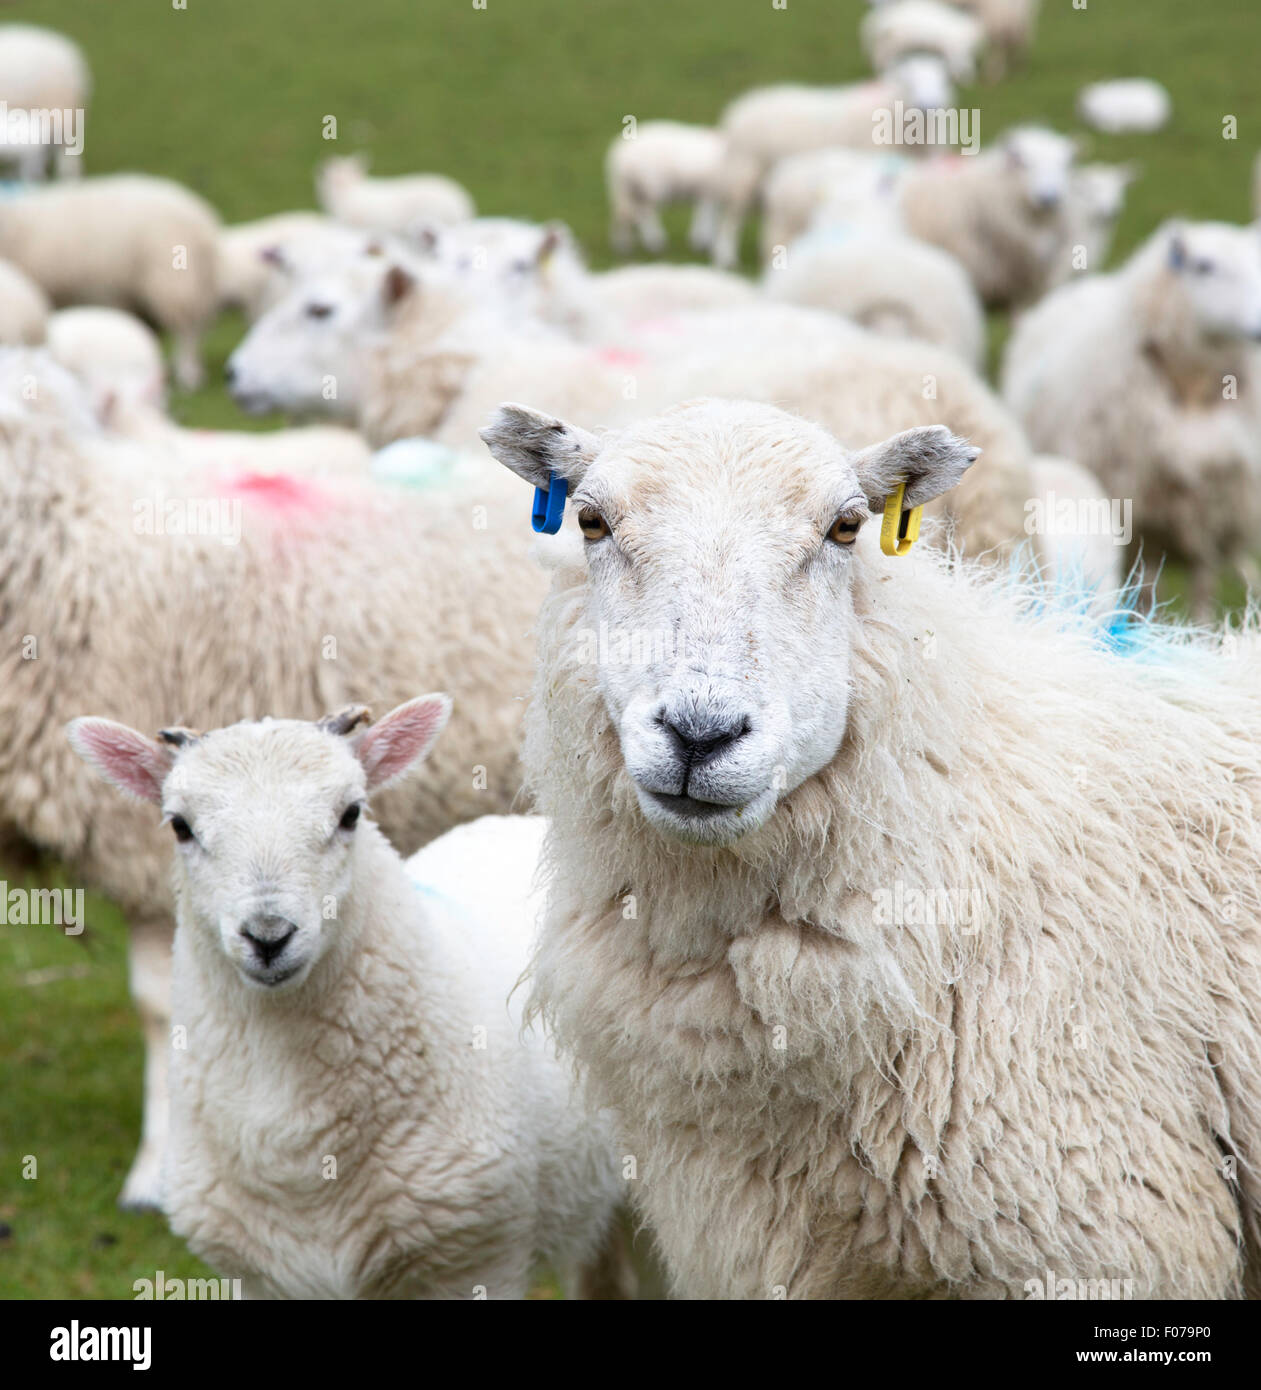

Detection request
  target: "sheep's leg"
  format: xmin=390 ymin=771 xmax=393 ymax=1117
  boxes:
xmin=1237 ymin=552 xmax=1261 ymax=595
xmin=117 ymin=913 xmax=174 ymax=1212
xmin=635 ymin=204 xmax=668 ymax=255
xmin=566 ymin=1212 xmax=638 ymax=1300
xmin=689 ymin=196 xmax=719 ymax=252
xmin=1188 ymin=560 xmax=1218 ymax=623
xmin=711 ymin=200 xmax=745 ymax=271
xmin=171 ymin=329 xmax=205 ymax=391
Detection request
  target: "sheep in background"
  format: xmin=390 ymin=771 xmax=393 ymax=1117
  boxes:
xmin=1002 ymin=220 xmax=1261 ymax=616
xmin=0 ymin=259 xmax=50 ymax=344
xmin=316 ymin=154 xmax=474 ymax=236
xmin=481 ymin=396 xmax=1261 ymax=1299
xmin=861 ymin=1 xmax=985 ymax=83
xmin=0 ymin=347 xmax=548 ymax=1209
xmin=759 ymin=148 xmax=911 ymax=262
xmin=946 ymin=0 xmax=1039 ymax=79
xmin=1058 ymin=161 xmax=1140 ymax=277
xmin=898 ymin=126 xmax=1078 ymax=305
xmin=0 ymin=24 xmax=89 ymax=178
xmin=45 ymin=307 xmax=166 ymax=418
xmin=217 ymin=211 xmax=352 ymax=319
xmin=1077 ymin=79 xmax=1172 ymax=135
xmin=69 ymin=702 xmax=629 ymax=1299
xmin=0 ymin=175 xmax=221 ymax=388
xmin=604 ymin=120 xmax=726 ymax=254
xmin=709 ymin=57 xmax=956 ymax=268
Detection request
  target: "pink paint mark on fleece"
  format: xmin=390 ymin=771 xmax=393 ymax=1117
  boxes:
xmin=216 ymin=470 xmax=335 ymax=515
xmin=594 ymin=347 xmax=648 ymax=369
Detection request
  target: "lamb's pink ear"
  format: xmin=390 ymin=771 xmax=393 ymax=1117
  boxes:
xmin=354 ymin=695 xmax=452 ymax=792
xmin=852 ymin=425 xmax=980 ymax=511
xmin=479 ymin=403 xmax=601 ymax=491
xmin=66 ymin=719 xmax=174 ymax=804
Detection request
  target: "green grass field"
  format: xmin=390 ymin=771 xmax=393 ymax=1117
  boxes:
xmin=2 ymin=0 xmax=1259 ymax=1299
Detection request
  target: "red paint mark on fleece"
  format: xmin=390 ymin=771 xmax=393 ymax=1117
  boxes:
xmin=216 ymin=470 xmax=335 ymax=515
xmin=594 ymin=347 xmax=648 ymax=369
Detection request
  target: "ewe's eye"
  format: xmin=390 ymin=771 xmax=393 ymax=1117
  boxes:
xmin=339 ymin=803 xmax=361 ymax=831
xmin=170 ymin=815 xmax=194 ymax=843
xmin=578 ymin=507 xmax=610 ymax=541
xmin=305 ymin=302 xmax=334 ymax=320
xmin=827 ymin=512 xmax=865 ymax=546
xmin=1194 ymin=259 xmax=1215 ymax=275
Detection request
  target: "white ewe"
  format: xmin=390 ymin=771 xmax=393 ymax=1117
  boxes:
xmin=710 ymin=58 xmax=956 ymax=268
xmin=68 ymin=700 xmax=630 ymax=1299
xmin=0 ymin=175 xmax=221 ymax=388
xmin=898 ymin=126 xmax=1078 ymax=305
xmin=317 ymin=154 xmax=474 ymax=236
xmin=861 ymin=1 xmax=985 ymax=83
xmin=0 ymin=258 xmax=50 ymax=344
xmin=1076 ymin=79 xmax=1171 ymax=135
xmin=604 ymin=120 xmax=726 ymax=254
xmin=0 ymin=348 xmax=547 ymax=1210
xmin=481 ymin=395 xmax=1261 ymax=1300
xmin=0 ymin=24 xmax=89 ymax=178
xmin=1002 ymin=220 xmax=1261 ymax=616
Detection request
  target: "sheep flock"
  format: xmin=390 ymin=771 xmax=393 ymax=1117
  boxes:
xmin=6 ymin=1 xmax=1261 ymax=1312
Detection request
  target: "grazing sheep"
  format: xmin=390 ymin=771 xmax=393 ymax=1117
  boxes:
xmin=604 ymin=120 xmax=725 ymax=254
xmin=481 ymin=396 xmax=1261 ymax=1300
xmin=1077 ymin=79 xmax=1171 ymax=135
xmin=1002 ymin=220 xmax=1261 ymax=616
xmin=317 ymin=154 xmax=474 ymax=236
xmin=898 ymin=127 xmax=1078 ymax=305
xmin=68 ymin=701 xmax=629 ymax=1299
xmin=0 ymin=175 xmax=221 ymax=388
xmin=0 ymin=24 xmax=89 ymax=178
xmin=0 ymin=349 xmax=546 ymax=1209
xmin=710 ymin=58 xmax=956 ymax=268
xmin=45 ymin=306 xmax=166 ymax=417
xmin=759 ymin=148 xmax=910 ymax=262
xmin=0 ymin=258 xmax=50 ymax=344
xmin=861 ymin=1 xmax=985 ymax=83
xmin=217 ymin=210 xmax=348 ymax=318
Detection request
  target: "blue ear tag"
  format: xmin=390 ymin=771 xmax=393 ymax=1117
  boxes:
xmin=531 ymin=471 xmax=568 ymax=534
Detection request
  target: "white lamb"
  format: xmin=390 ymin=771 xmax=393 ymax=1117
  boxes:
xmin=217 ymin=210 xmax=349 ymax=318
xmin=1057 ymin=160 xmax=1139 ymax=277
xmin=68 ymin=699 xmax=629 ymax=1299
xmin=898 ymin=126 xmax=1078 ymax=305
xmin=45 ymin=307 xmax=166 ymax=418
xmin=605 ymin=120 xmax=726 ymax=254
xmin=861 ymin=1 xmax=985 ymax=83
xmin=481 ymin=396 xmax=1261 ymax=1299
xmin=759 ymin=148 xmax=910 ymax=263
xmin=1076 ymin=79 xmax=1172 ymax=135
xmin=710 ymin=58 xmax=956 ymax=268
xmin=1002 ymin=219 xmax=1261 ymax=616
xmin=0 ymin=174 xmax=221 ymax=388
xmin=317 ymin=154 xmax=474 ymax=236
xmin=0 ymin=24 xmax=89 ymax=178
xmin=0 ymin=258 xmax=50 ymax=344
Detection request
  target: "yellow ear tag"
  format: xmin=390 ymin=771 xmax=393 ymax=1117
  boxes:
xmin=880 ymin=480 xmax=923 ymax=557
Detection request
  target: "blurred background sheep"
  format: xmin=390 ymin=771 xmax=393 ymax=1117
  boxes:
xmin=0 ymin=0 xmax=1259 ymax=1301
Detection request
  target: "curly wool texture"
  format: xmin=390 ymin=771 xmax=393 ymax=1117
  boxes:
xmin=518 ymin=413 xmax=1261 ymax=1299
xmin=168 ymin=812 xmax=623 ymax=1299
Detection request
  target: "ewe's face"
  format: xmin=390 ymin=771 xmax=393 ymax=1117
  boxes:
xmin=1168 ymin=223 xmax=1261 ymax=342
xmin=1005 ymin=130 xmax=1076 ymax=213
xmin=162 ymin=724 xmax=367 ymax=990
xmin=571 ymin=412 xmax=872 ymax=846
xmin=226 ymin=260 xmax=405 ymax=418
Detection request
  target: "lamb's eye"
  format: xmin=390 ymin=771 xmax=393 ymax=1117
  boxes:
xmin=339 ymin=803 xmax=361 ymax=831
xmin=578 ymin=507 xmax=610 ymax=541
xmin=306 ymin=302 xmax=334 ymax=319
xmin=827 ymin=512 xmax=864 ymax=546
xmin=170 ymin=815 xmax=193 ymax=843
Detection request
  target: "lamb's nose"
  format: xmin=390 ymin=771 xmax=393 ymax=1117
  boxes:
xmin=240 ymin=917 xmax=296 ymax=966
xmin=660 ymin=708 xmax=750 ymax=766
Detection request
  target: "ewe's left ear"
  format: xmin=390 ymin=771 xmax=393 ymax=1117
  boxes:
xmin=852 ymin=425 xmax=980 ymax=511
xmin=479 ymin=403 xmax=601 ymax=492
xmin=66 ymin=718 xmax=176 ymax=804
xmin=353 ymin=694 xmax=451 ymax=792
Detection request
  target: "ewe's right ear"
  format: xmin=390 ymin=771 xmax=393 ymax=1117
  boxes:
xmin=66 ymin=719 xmax=175 ymax=804
xmin=852 ymin=425 xmax=980 ymax=512
xmin=479 ymin=403 xmax=601 ymax=492
xmin=352 ymin=694 xmax=452 ymax=793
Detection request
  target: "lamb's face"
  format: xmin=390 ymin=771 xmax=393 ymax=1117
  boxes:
xmin=1003 ymin=128 xmax=1076 ymax=214
xmin=891 ymin=54 xmax=954 ymax=112
xmin=481 ymin=400 xmax=978 ymax=849
xmin=161 ymin=722 xmax=369 ymax=989
xmin=1166 ymin=222 xmax=1261 ymax=342
xmin=411 ymin=218 xmax=582 ymax=316
xmin=225 ymin=255 xmax=415 ymax=418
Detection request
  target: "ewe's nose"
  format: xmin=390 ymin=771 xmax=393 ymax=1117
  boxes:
xmin=240 ymin=916 xmax=297 ymax=966
xmin=660 ymin=706 xmax=751 ymax=767
xmin=1032 ymin=189 xmax=1062 ymax=211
